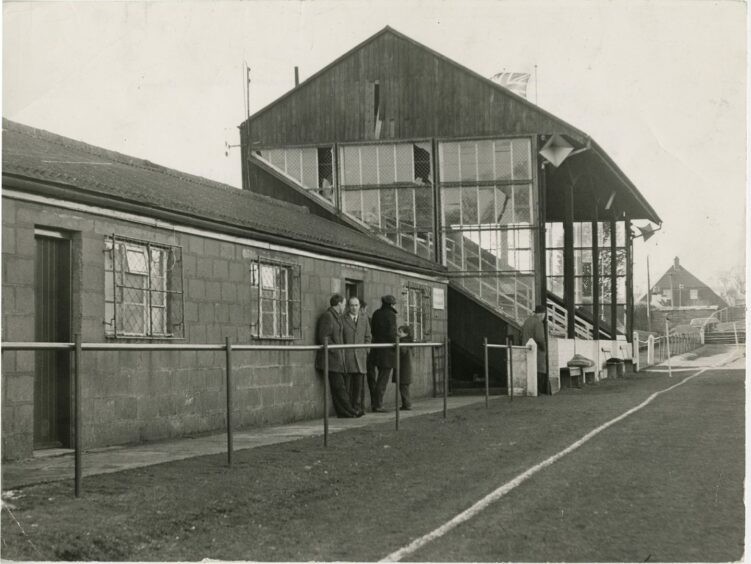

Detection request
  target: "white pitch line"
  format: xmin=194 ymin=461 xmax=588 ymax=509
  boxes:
xmin=380 ymin=356 xmax=737 ymax=562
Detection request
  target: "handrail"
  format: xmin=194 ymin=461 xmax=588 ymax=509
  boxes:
xmin=2 ymin=337 xmax=447 ymax=497
xmin=1 ymin=341 xmax=444 ymax=352
xmin=701 ymin=307 xmax=730 ymax=329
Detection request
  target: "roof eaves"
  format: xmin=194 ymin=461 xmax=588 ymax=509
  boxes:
xmin=3 ymin=171 xmax=446 ymax=276
xmin=589 ymin=139 xmax=662 ymax=224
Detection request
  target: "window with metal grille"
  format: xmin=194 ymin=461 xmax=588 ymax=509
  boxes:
xmin=104 ymin=236 xmax=184 ymax=338
xmin=401 ymin=283 xmax=432 ymax=341
xmin=250 ymin=259 xmax=302 ymax=339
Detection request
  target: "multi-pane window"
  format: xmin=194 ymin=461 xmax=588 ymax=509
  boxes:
xmin=255 ymin=146 xmax=335 ymax=203
xmin=598 ymin=222 xmax=627 ymax=333
xmin=401 ymin=283 xmax=432 ymax=341
xmin=250 ymin=259 xmax=302 ymax=339
xmin=439 ymin=137 xmax=535 ymax=324
xmin=104 ymin=236 xmax=184 ymax=338
xmin=545 ymin=222 xmax=564 ymax=298
xmin=573 ymin=223 xmax=593 ymax=312
xmin=338 ymin=142 xmax=434 ymax=259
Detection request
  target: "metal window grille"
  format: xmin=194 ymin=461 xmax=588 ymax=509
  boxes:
xmin=104 ymin=236 xmax=184 ymax=338
xmin=250 ymin=259 xmax=302 ymax=340
xmin=401 ymin=283 xmax=432 ymax=341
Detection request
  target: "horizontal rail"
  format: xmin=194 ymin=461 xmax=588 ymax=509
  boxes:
xmin=485 ymin=343 xmax=529 ymax=350
xmin=1 ymin=341 xmax=445 ymax=352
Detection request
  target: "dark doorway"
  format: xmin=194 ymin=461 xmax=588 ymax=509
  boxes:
xmin=345 ymin=279 xmax=363 ymax=303
xmin=34 ymin=229 xmax=72 ymax=449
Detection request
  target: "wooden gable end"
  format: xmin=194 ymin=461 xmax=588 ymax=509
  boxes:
xmin=245 ymin=30 xmax=582 ymax=147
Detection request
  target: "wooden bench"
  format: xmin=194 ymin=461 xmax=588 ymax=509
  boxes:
xmin=561 ymin=367 xmax=584 ymax=388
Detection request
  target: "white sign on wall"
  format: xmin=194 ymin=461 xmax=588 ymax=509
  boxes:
xmin=432 ymin=287 xmax=445 ymax=310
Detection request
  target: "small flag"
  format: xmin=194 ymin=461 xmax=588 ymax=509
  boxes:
xmin=490 ymin=71 xmax=531 ymax=98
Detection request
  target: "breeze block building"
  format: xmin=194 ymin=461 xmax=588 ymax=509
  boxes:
xmin=1 ymin=119 xmax=448 ymax=460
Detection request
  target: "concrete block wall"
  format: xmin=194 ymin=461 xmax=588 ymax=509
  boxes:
xmin=1 ymin=196 xmax=448 ymax=459
xmin=2 ymin=198 xmax=37 ymax=459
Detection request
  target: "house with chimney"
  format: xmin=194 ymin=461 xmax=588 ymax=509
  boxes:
xmin=643 ymin=256 xmax=728 ymax=330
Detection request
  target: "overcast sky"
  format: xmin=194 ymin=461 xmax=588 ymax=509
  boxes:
xmin=3 ymin=0 xmax=746 ymax=295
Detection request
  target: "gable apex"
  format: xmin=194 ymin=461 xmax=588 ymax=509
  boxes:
xmin=241 ymin=25 xmax=587 ymax=142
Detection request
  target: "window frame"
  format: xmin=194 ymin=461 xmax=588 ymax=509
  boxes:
xmin=401 ymin=282 xmax=433 ymax=342
xmin=104 ymin=235 xmax=184 ymax=340
xmin=249 ymin=257 xmax=302 ymax=341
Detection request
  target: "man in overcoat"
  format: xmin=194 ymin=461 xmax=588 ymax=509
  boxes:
xmin=315 ymin=294 xmax=358 ymax=417
xmin=370 ymin=294 xmax=398 ymax=412
xmin=521 ymin=304 xmax=548 ymax=395
xmin=342 ymin=296 xmax=371 ymax=417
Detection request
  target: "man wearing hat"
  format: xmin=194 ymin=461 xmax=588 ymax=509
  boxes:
xmin=522 ymin=304 xmax=548 ymax=395
xmin=369 ymin=294 xmax=398 ymax=412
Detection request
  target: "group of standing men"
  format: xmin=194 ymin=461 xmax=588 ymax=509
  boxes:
xmin=315 ymin=294 xmax=408 ymax=418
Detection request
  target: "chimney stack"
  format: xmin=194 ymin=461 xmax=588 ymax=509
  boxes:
xmin=294 ymin=66 xmax=299 ymax=87
xmin=673 ymin=257 xmax=680 ymax=269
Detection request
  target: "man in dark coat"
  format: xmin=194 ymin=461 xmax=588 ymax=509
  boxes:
xmin=315 ymin=294 xmax=358 ymax=418
xmin=521 ymin=304 xmax=548 ymax=395
xmin=342 ymin=296 xmax=371 ymax=417
xmin=370 ymin=294 xmax=398 ymax=412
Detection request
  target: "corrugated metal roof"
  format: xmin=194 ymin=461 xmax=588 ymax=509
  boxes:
xmin=2 ymin=119 xmax=445 ymax=275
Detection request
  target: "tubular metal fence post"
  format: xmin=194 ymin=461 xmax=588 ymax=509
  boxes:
xmin=74 ymin=334 xmax=82 ymax=498
xmin=443 ymin=337 xmax=449 ymax=419
xmin=323 ymin=338 xmax=329 ymax=447
xmin=225 ymin=336 xmax=233 ymax=467
xmin=395 ymin=336 xmax=400 ymax=431
xmin=665 ymin=320 xmax=672 ymax=378
xmin=483 ymin=337 xmax=489 ymax=408
xmin=507 ymin=336 xmax=514 ymax=401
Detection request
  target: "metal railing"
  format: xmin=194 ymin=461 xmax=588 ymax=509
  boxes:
xmin=482 ymin=337 xmax=531 ymax=405
xmin=634 ymin=332 xmax=702 ymax=371
xmin=1 ymin=337 xmax=447 ymax=497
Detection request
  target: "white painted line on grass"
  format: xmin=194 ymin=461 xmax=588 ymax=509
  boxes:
xmin=380 ymin=356 xmax=738 ymax=562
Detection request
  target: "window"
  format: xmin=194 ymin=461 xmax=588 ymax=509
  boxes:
xmin=254 ymin=146 xmax=335 ymax=203
xmin=250 ymin=259 xmax=301 ymax=339
xmin=338 ymin=141 xmax=434 ymax=259
xmin=690 ymin=288 xmax=698 ymax=300
xmin=401 ymin=283 xmax=432 ymax=341
xmin=104 ymin=236 xmax=184 ymax=338
xmin=439 ymin=137 xmax=535 ymax=324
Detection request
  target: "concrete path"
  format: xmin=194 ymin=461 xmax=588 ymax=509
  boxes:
xmin=2 ymin=395 xmax=491 ymax=490
xmin=646 ymin=344 xmax=745 ymax=372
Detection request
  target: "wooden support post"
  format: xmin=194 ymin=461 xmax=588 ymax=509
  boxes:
xmin=564 ymin=179 xmax=575 ymax=338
